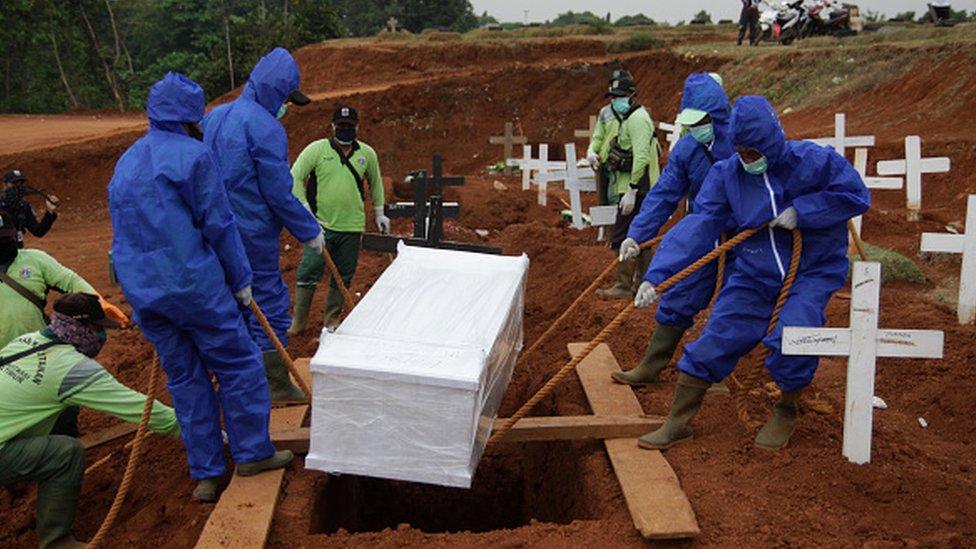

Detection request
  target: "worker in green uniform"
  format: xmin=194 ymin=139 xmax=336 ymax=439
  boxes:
xmin=595 ymin=74 xmax=661 ymax=300
xmin=0 ymin=292 xmax=179 ymax=549
xmin=289 ymin=106 xmax=388 ymax=333
xmin=583 ymin=68 xmax=632 ymax=206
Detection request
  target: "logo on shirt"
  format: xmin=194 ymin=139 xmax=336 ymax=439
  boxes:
xmin=19 ymin=267 xmax=31 ymax=279
xmin=357 ymin=157 xmax=366 ymax=167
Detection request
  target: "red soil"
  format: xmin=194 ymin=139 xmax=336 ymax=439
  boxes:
xmin=1 ymin=36 xmax=974 ymax=548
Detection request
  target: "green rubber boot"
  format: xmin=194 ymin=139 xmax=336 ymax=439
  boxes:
xmin=637 ymin=373 xmax=711 ymax=450
xmin=635 ymin=248 xmax=654 ymax=285
xmin=287 ymin=285 xmax=316 ymax=336
xmin=755 ymin=389 xmax=802 ymax=450
xmin=35 ymin=437 xmax=86 ymax=549
xmin=237 ymin=450 xmax=294 ymax=477
xmin=611 ymin=324 xmax=687 ymax=385
xmin=263 ymin=351 xmax=306 ymax=403
xmin=596 ymin=258 xmax=638 ymax=300
xmin=323 ymin=286 xmax=344 ymax=331
xmin=192 ymin=478 xmax=220 ymax=503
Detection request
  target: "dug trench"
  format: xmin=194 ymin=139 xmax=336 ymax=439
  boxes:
xmin=1 ymin=37 xmax=975 ymax=547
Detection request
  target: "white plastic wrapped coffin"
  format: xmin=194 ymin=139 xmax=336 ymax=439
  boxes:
xmin=306 ymin=242 xmax=528 ymax=488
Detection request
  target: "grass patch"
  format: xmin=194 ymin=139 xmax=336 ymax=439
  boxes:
xmin=608 ymin=31 xmax=664 ymax=52
xmin=422 ymin=31 xmax=462 ymax=42
xmin=850 ymin=242 xmax=926 ymax=283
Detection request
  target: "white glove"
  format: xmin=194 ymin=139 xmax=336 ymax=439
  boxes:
xmin=304 ymin=230 xmax=324 ymax=254
xmin=374 ymin=206 xmax=390 ymax=234
xmin=576 ymin=157 xmax=590 ymax=169
xmin=586 ymin=152 xmax=600 ymax=170
xmin=634 ymin=281 xmax=658 ymax=309
xmin=234 ymin=285 xmax=253 ymax=307
xmin=45 ymin=194 xmax=60 ymax=213
xmin=769 ymin=206 xmax=798 ymax=230
xmin=619 ymin=189 xmax=638 ymax=216
xmin=618 ymin=237 xmax=640 ymax=262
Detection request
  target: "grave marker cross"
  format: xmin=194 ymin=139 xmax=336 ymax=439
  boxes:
xmin=574 ymin=115 xmax=598 ymax=140
xmin=876 ymin=136 xmax=951 ymax=221
xmin=536 ymin=143 xmax=596 ymax=230
xmin=782 ymin=262 xmax=944 ymax=464
xmin=920 ymin=194 xmax=976 ymax=324
xmin=809 ymin=113 xmax=875 ymax=158
xmin=489 ymin=122 xmax=527 ymax=175
xmin=657 ymin=121 xmax=682 ymax=152
xmin=848 ymin=147 xmax=904 ymax=241
xmin=386 ymin=17 xmax=399 ymax=32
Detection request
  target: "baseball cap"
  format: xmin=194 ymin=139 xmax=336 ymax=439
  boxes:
xmin=288 ymin=90 xmax=311 ymax=106
xmin=3 ymin=169 xmax=26 ymax=184
xmin=332 ymin=105 xmax=359 ymax=125
xmin=676 ymin=108 xmax=709 ymax=126
xmin=53 ymin=293 xmax=121 ymax=329
xmin=605 ymin=77 xmax=637 ymax=98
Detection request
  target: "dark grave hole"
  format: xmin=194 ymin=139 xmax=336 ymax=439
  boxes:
xmin=310 ymin=441 xmax=595 ymax=534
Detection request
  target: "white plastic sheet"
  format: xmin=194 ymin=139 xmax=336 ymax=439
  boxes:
xmin=306 ymin=242 xmax=528 ymax=488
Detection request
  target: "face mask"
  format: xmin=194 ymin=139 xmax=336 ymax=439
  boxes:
xmin=689 ymin=124 xmax=714 ymax=145
xmin=276 ymin=103 xmax=287 ymax=120
xmin=0 ymin=238 xmax=17 ymax=265
xmin=334 ymin=126 xmax=357 ymax=145
xmin=49 ymin=313 xmax=106 ymax=358
xmin=739 ymin=154 xmax=769 ymax=175
xmin=611 ymin=97 xmax=631 ymax=114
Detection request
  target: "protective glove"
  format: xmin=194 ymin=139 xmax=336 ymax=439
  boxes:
xmin=575 ymin=157 xmax=590 ymax=169
xmin=618 ymin=237 xmax=641 ymax=262
xmin=586 ymin=152 xmax=600 ymax=170
xmin=98 ymin=296 xmax=130 ymax=328
xmin=769 ymin=206 xmax=798 ymax=230
xmin=619 ymin=188 xmax=638 ymax=216
xmin=45 ymin=194 xmax=60 ymax=213
xmin=234 ymin=285 xmax=253 ymax=307
xmin=374 ymin=205 xmax=390 ymax=234
xmin=304 ymin=230 xmax=325 ymax=255
xmin=634 ymin=281 xmax=658 ymax=309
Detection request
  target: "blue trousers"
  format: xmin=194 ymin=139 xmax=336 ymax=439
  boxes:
xmin=677 ymin=269 xmax=840 ymax=392
xmin=135 ymin=291 xmax=275 ymax=479
xmin=242 ymin=268 xmax=291 ymax=351
xmin=655 ymin=255 xmax=734 ymax=328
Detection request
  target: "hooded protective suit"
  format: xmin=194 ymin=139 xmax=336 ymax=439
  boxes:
xmin=203 ymin=48 xmax=321 ymax=351
xmin=644 ymin=96 xmax=870 ymax=391
xmin=628 ymin=73 xmax=736 ymax=328
xmin=109 ymin=72 xmax=274 ymax=479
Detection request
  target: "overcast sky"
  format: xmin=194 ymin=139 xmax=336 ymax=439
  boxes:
xmin=470 ymin=0 xmax=976 ymax=24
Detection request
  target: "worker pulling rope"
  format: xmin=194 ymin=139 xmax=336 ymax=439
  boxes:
xmin=86 ymin=354 xmax=160 ymax=548
xmin=490 ymin=225 xmax=787 ymax=445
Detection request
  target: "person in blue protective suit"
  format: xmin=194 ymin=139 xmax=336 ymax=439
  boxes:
xmin=611 ymin=72 xmax=736 ymax=386
xmin=203 ymin=47 xmax=323 ymax=403
xmin=634 ymin=95 xmax=870 ymax=451
xmin=108 ymin=72 xmax=293 ymax=503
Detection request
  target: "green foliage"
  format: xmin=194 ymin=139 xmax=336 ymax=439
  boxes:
xmin=691 ymin=10 xmax=713 ymax=24
xmin=850 ymin=243 xmax=926 ymax=284
xmin=336 ymin=0 xmax=477 ymax=36
xmin=614 ymin=14 xmax=655 ymax=27
xmin=608 ymin=31 xmax=663 ymax=52
xmin=891 ymin=11 xmax=917 ymax=22
xmin=476 ymin=10 xmax=498 ymax=26
xmin=551 ymin=10 xmax=602 ymax=27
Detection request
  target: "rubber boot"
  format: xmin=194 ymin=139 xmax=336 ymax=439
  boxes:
xmin=192 ymin=478 xmax=220 ymax=503
xmin=287 ymin=286 xmax=316 ymax=336
xmin=635 ymin=248 xmax=653 ymax=286
xmin=323 ymin=286 xmax=343 ymax=331
xmin=637 ymin=373 xmax=711 ymax=450
xmin=611 ymin=324 xmax=687 ymax=385
xmin=755 ymin=389 xmax=802 ymax=450
xmin=237 ymin=450 xmax=294 ymax=477
xmin=36 ymin=438 xmax=85 ymax=549
xmin=263 ymin=350 xmax=305 ymax=403
xmin=596 ymin=258 xmax=637 ymax=300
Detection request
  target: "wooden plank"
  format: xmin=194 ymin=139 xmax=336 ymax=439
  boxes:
xmin=271 ymin=414 xmax=666 ymax=453
xmin=569 ymin=342 xmax=700 ymax=539
xmin=196 ymin=405 xmax=307 ymax=549
xmin=81 ymin=422 xmax=137 ymax=450
xmin=844 ymin=262 xmax=881 ymax=465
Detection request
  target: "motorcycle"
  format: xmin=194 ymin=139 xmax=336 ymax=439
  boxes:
xmin=774 ymin=0 xmax=809 ymax=45
xmin=805 ymin=0 xmax=859 ymax=37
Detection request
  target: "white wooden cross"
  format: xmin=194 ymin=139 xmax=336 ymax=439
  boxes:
xmin=574 ymin=115 xmax=598 ymax=140
xmin=489 ymin=122 xmax=528 ymax=176
xmin=848 ymin=147 xmax=904 ymax=240
xmin=516 ymin=144 xmax=566 ymax=202
xmin=920 ymin=194 xmax=976 ymax=324
xmin=876 ymin=136 xmax=951 ymax=221
xmin=809 ymin=113 xmax=875 ymax=158
xmin=536 ymin=143 xmax=596 ymax=230
xmin=782 ymin=262 xmax=944 ymax=464
xmin=657 ymin=121 xmax=681 ymax=152
xmin=589 ymin=205 xmax=618 ymax=242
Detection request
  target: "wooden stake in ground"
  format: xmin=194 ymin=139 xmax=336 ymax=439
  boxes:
xmin=489 ymin=122 xmax=527 ymax=175
xmin=876 ymin=136 xmax=951 ymax=221
xmin=920 ymin=194 xmax=976 ymax=324
xmin=782 ymin=262 xmax=944 ymax=464
xmin=809 ymin=113 xmax=875 ymax=158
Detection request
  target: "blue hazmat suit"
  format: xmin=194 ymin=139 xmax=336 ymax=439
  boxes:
xmin=627 ymin=72 xmax=736 ymax=328
xmin=644 ymin=96 xmax=870 ymax=391
xmin=203 ymin=47 xmax=321 ymax=352
xmin=108 ymin=72 xmax=274 ymax=479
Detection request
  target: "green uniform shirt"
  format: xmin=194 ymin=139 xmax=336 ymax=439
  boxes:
xmin=1 ymin=250 xmax=96 ymax=349
xmin=0 ymin=330 xmax=179 ymax=448
xmin=611 ymin=105 xmax=661 ymax=196
xmin=587 ymin=104 xmax=621 ymax=162
xmin=291 ymin=139 xmax=384 ymax=233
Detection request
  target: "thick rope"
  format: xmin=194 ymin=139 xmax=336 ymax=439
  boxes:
xmin=488 ymin=226 xmax=763 ymax=445
xmin=86 ymin=354 xmax=160 ymax=548
xmin=516 ymin=235 xmax=664 ymax=369
xmin=321 ymin=248 xmax=356 ymax=311
xmin=847 ymin=219 xmax=869 ymax=261
xmin=249 ymin=300 xmax=312 ymax=398
xmin=729 ymin=229 xmax=803 ymax=429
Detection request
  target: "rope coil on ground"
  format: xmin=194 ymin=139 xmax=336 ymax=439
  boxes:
xmin=489 ymin=226 xmax=765 ymax=445
xmin=86 ymin=353 xmax=160 ymax=548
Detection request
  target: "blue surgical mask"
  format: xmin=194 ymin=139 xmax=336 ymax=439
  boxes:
xmin=689 ymin=124 xmax=714 ymax=145
xmin=740 ymin=154 xmax=769 ymax=175
xmin=276 ymin=103 xmax=287 ymax=120
xmin=611 ymin=97 xmax=631 ymax=114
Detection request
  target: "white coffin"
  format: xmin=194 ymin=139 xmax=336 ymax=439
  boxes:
xmin=306 ymin=242 xmax=528 ymax=488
